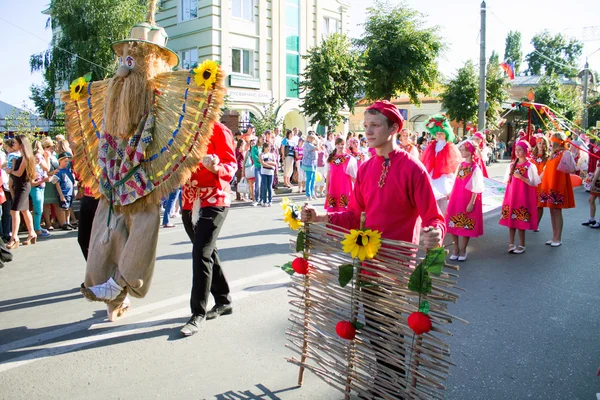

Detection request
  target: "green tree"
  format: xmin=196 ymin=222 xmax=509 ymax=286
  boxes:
xmin=356 ymin=0 xmax=444 ymax=103
xmin=525 ymin=31 xmax=583 ymax=77
xmin=486 ymin=51 xmax=510 ymax=129
xmin=298 ymin=33 xmax=363 ymax=131
xmin=30 ymin=0 xmax=148 ymax=119
xmin=529 ymin=74 xmax=582 ymax=124
xmin=503 ymin=30 xmax=523 ymax=74
xmin=586 ymin=92 xmax=600 ymax=129
xmin=440 ymin=60 xmax=479 ymax=132
xmin=250 ymin=99 xmax=283 ymax=136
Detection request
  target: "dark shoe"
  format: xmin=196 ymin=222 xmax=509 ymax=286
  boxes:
xmin=62 ymin=224 xmax=73 ymax=231
xmin=590 ymin=222 xmax=600 ymax=229
xmin=206 ymin=304 xmax=233 ymax=320
xmin=582 ymin=219 xmax=596 ymax=226
xmin=181 ymin=314 xmax=205 ymax=336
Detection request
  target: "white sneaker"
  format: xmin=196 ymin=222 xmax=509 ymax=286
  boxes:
xmin=81 ymin=277 xmax=123 ymax=302
xmin=252 ymin=202 xmax=258 ymax=207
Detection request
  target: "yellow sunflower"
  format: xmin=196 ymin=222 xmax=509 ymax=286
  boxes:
xmin=341 ymin=229 xmax=382 ymax=261
xmin=69 ymin=77 xmax=87 ymax=101
xmin=283 ymin=206 xmax=303 ymax=231
xmin=193 ymin=59 xmax=219 ymax=92
xmin=281 ymin=197 xmax=291 ymax=211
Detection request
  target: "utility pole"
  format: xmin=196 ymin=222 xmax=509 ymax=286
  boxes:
xmin=583 ymin=59 xmax=589 ymax=130
xmin=478 ymin=1 xmax=487 ymax=131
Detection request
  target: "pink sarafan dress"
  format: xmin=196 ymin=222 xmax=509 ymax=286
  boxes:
xmin=499 ymin=160 xmax=541 ymax=230
xmin=446 ymin=161 xmax=484 ymax=237
xmin=325 ymin=154 xmax=357 ymax=212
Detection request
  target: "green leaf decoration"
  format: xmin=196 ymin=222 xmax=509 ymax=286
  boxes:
xmin=423 ymin=247 xmax=446 ymax=276
xmin=83 ymin=72 xmax=92 ymax=82
xmin=296 ymin=230 xmax=306 ymax=253
xmin=418 ymin=300 xmax=430 ymax=315
xmin=358 ymin=280 xmax=378 ymax=288
xmin=280 ymin=261 xmax=295 ymax=275
xmin=338 ymin=264 xmax=354 ymax=287
xmin=352 ymin=321 xmax=364 ymax=330
xmin=408 ymin=264 xmax=432 ymax=294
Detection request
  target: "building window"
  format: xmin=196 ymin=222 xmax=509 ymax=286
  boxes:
xmin=232 ymin=49 xmax=252 ymax=75
xmin=322 ymin=17 xmax=339 ymax=37
xmin=285 ymin=0 xmax=300 ymax=98
xmin=232 ymin=0 xmax=253 ymax=21
xmin=181 ymin=0 xmax=198 ymax=21
xmin=180 ymin=48 xmax=198 ymax=70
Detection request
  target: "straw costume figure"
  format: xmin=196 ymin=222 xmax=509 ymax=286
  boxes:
xmin=62 ymin=0 xmax=225 ymax=321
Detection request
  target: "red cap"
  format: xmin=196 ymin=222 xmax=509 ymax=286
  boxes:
xmin=366 ymin=100 xmax=404 ymax=132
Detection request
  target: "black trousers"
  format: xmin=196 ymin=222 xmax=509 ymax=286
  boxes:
xmin=77 ymin=196 xmax=99 ymax=261
xmin=1 ymin=190 xmax=13 ymax=241
xmin=184 ymin=206 xmax=231 ymax=316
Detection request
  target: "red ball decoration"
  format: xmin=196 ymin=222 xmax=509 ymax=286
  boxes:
xmin=335 ymin=321 xmax=356 ymax=340
xmin=292 ymin=257 xmax=309 ymax=274
xmin=407 ymin=312 xmax=432 ymax=335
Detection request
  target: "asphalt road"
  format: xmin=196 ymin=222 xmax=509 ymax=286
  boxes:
xmin=1 ymin=160 xmax=599 ymax=400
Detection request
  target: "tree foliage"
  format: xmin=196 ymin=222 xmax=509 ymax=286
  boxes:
xmin=355 ymin=0 xmax=444 ymax=103
xmin=30 ymin=0 xmax=148 ymax=119
xmin=587 ymin=93 xmax=600 ymax=129
xmin=298 ymin=33 xmax=363 ymax=131
xmin=503 ymin=30 xmax=523 ymax=75
xmin=486 ymin=51 xmax=510 ymax=129
xmin=440 ymin=60 xmax=479 ymax=132
xmin=530 ymin=74 xmax=582 ymax=123
xmin=250 ymin=99 xmax=283 ymax=136
xmin=525 ymin=31 xmax=583 ymax=77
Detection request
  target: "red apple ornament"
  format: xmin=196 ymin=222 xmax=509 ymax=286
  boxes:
xmin=408 ymin=312 xmax=432 ymax=335
xmin=292 ymin=257 xmax=309 ymax=274
xmin=336 ymin=321 xmax=356 ymax=340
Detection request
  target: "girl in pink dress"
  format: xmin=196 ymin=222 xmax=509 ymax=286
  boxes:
xmin=472 ymin=131 xmax=489 ymax=178
xmin=499 ymin=140 xmax=541 ymax=254
xmin=446 ymin=141 xmax=484 ymax=262
xmin=325 ymin=138 xmax=357 ymax=212
xmin=347 ymin=137 xmax=366 ymax=168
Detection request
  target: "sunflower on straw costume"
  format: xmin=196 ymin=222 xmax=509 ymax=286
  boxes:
xmin=61 ymin=5 xmax=225 ymax=321
xmin=420 ymin=114 xmax=462 ymax=213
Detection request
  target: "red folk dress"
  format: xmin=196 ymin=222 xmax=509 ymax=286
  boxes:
xmin=325 ymin=153 xmax=357 ymax=212
xmin=446 ymin=161 xmax=484 ymax=237
xmin=499 ymin=161 xmax=541 ymax=230
xmin=538 ymin=150 xmax=575 ymax=209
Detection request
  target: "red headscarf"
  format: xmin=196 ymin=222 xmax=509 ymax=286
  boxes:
xmin=366 ymin=100 xmax=404 ymax=132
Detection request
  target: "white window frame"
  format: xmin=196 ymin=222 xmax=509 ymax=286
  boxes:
xmin=180 ymin=0 xmax=198 ymax=22
xmin=232 ymin=0 xmax=253 ymax=21
xmin=231 ymin=48 xmax=253 ymax=76
xmin=322 ymin=17 xmax=340 ymax=37
xmin=180 ymin=48 xmax=198 ymax=70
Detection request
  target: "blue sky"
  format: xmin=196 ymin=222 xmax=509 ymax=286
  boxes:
xmin=0 ymin=0 xmax=599 ymax=113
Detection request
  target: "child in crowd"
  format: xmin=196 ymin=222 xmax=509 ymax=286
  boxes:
xmin=347 ymin=137 xmax=366 ymax=168
xmin=295 ymin=138 xmax=305 ymax=193
xmin=499 ymin=140 xmax=541 ymax=254
xmin=587 ymin=163 xmax=600 ymax=228
xmin=532 ymin=135 xmax=550 ymax=229
xmin=259 ymin=142 xmax=276 ymax=207
xmin=446 ymin=141 xmax=484 ymax=261
xmin=302 ymin=133 xmax=318 ymax=200
xmin=538 ymin=132 xmax=576 ymax=247
xmin=325 ymin=137 xmax=357 ymax=212
xmin=54 ymin=152 xmax=76 ymax=230
xmin=3 ymin=139 xmax=20 ymax=198
xmin=315 ymin=138 xmax=327 ymax=198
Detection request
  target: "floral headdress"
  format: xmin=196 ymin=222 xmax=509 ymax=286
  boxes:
xmin=425 ymin=114 xmax=455 ymax=143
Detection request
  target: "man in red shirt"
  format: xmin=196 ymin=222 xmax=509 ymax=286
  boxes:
xmin=180 ymin=121 xmax=237 ymax=336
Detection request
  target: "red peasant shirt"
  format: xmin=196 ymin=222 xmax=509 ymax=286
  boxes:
xmin=328 ymin=148 xmax=446 ymax=244
xmin=420 ymin=141 xmax=461 ymax=179
xmin=182 ymin=122 xmax=237 ymax=210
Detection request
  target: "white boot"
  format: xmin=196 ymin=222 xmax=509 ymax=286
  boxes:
xmin=81 ymin=277 xmax=124 ymax=303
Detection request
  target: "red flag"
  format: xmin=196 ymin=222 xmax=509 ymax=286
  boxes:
xmin=500 ymin=62 xmax=515 ymax=80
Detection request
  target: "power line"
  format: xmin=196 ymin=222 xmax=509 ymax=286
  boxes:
xmin=0 ymin=16 xmax=114 ymax=74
